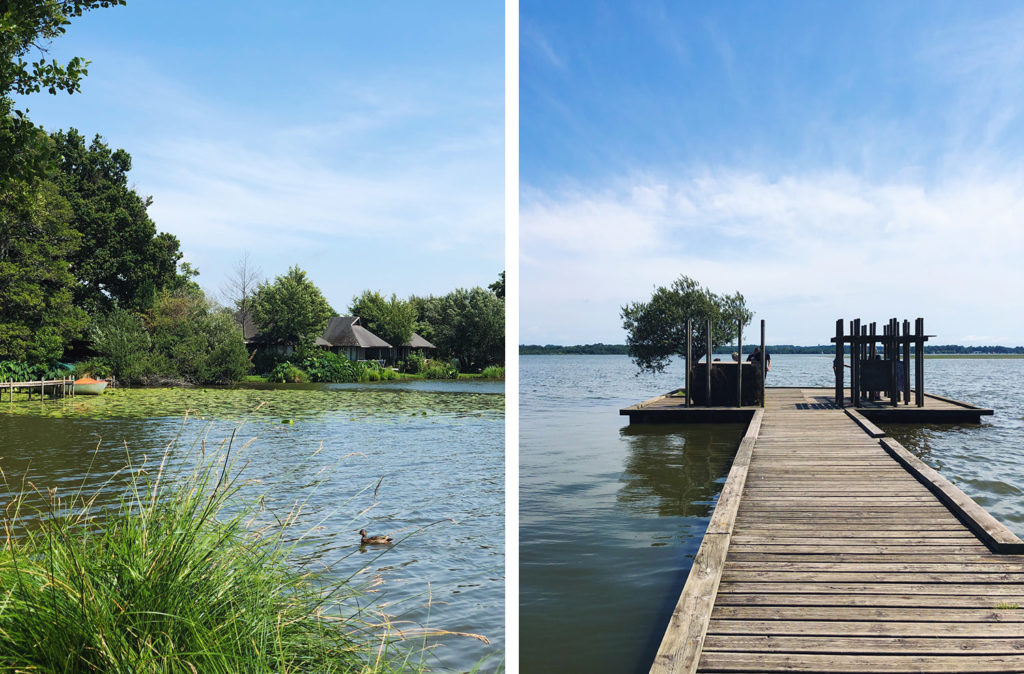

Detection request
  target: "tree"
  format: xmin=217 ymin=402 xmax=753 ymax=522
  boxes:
xmin=418 ymin=287 xmax=504 ymax=371
xmin=146 ymin=290 xmax=250 ymax=384
xmin=50 ymin=129 xmax=183 ymax=313
xmin=250 ymin=266 xmax=334 ymax=350
xmin=220 ymin=251 xmax=263 ymax=338
xmin=488 ymin=270 xmax=505 ymax=299
xmin=1 ymin=1 xmax=125 ymax=185
xmin=0 ymin=178 xmax=88 ymax=362
xmin=348 ymin=290 xmax=416 ymax=350
xmin=620 ymin=275 xmax=753 ymax=373
xmin=89 ymin=308 xmax=152 ymax=383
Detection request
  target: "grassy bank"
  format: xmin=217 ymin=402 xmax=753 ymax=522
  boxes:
xmin=0 ymin=440 xmax=434 ymax=672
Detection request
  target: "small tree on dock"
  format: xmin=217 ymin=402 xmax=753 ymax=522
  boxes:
xmin=621 ymin=275 xmax=752 ymax=373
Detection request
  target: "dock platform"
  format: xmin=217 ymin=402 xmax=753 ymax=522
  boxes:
xmin=650 ymin=388 xmax=1024 ymax=674
xmin=621 ymin=386 xmax=994 ymax=424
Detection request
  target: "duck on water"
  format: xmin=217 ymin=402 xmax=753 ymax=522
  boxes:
xmin=359 ymin=529 xmax=393 ymax=545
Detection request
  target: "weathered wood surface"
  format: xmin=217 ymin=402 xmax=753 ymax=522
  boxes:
xmin=621 ymin=386 xmax=993 ymax=424
xmin=651 ymin=388 xmax=1024 ymax=674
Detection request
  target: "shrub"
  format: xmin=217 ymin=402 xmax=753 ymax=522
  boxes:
xmin=404 ymin=353 xmax=426 ymax=374
xmin=480 ymin=366 xmax=505 ymax=379
xmin=89 ymin=310 xmax=153 ymax=384
xmin=268 ymin=362 xmax=309 ymax=383
xmin=421 ymin=359 xmax=457 ymax=380
xmin=300 ymin=351 xmax=361 ymax=383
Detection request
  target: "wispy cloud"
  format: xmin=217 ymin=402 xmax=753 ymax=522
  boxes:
xmin=522 ymin=168 xmax=1024 ymax=345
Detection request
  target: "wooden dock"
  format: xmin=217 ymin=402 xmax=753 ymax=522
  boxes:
xmin=2 ymin=377 xmax=75 ymax=401
xmin=621 ymin=386 xmax=994 ymax=424
xmin=650 ymin=388 xmax=1024 ymax=674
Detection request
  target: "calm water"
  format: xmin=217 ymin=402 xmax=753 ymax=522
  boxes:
xmin=0 ymin=380 xmax=505 ymax=672
xmin=520 ymin=353 xmax=1024 ymax=674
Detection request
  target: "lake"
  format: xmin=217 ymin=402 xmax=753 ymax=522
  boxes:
xmin=519 ymin=353 xmax=1024 ymax=674
xmin=0 ymin=380 xmax=505 ymax=672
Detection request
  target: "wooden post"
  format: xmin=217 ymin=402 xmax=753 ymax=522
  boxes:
xmin=888 ymin=318 xmax=897 ymax=407
xmin=705 ymin=319 xmax=712 ymax=408
xmin=685 ymin=319 xmax=692 ymax=408
xmin=851 ymin=319 xmax=860 ymax=406
xmin=834 ymin=318 xmax=844 ymax=408
xmin=759 ymin=319 xmax=766 ymax=408
xmin=915 ymin=317 xmax=925 ymax=407
xmin=736 ymin=320 xmax=743 ymax=407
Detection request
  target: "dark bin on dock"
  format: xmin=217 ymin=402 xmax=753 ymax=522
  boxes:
xmin=689 ymin=362 xmax=762 ymax=406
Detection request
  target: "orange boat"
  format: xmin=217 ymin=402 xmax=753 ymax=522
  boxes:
xmin=73 ymin=378 xmax=108 ymax=395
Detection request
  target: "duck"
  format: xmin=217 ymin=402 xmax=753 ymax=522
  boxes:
xmin=359 ymin=529 xmax=394 ymax=545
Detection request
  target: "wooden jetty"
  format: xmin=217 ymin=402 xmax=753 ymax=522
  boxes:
xmin=2 ymin=377 xmax=75 ymax=401
xmin=648 ymin=388 xmax=1024 ymax=673
xmin=621 ymin=386 xmax=994 ymax=424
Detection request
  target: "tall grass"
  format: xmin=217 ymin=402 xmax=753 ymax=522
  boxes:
xmin=0 ymin=436 xmax=412 ymax=673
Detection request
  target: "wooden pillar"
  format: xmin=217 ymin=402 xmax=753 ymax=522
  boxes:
xmin=705 ymin=319 xmax=712 ymax=408
xmin=905 ymin=317 xmax=913 ymax=401
xmin=685 ymin=319 xmax=692 ymax=408
xmin=888 ymin=318 xmax=897 ymax=407
xmin=834 ymin=318 xmax=844 ymax=407
xmin=851 ymin=319 xmax=860 ymax=406
xmin=921 ymin=315 xmax=929 ymax=403
xmin=759 ymin=319 xmax=766 ymax=408
xmin=736 ymin=320 xmax=743 ymax=407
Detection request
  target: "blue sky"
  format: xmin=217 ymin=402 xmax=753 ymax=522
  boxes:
xmin=520 ymin=1 xmax=1024 ymax=346
xmin=17 ymin=1 xmax=504 ymax=311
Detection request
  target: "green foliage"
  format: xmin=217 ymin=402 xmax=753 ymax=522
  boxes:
xmin=488 ymin=270 xmax=505 ymax=299
xmin=0 ymin=440 xmax=392 ymax=672
xmin=620 ymin=275 xmax=753 ymax=373
xmin=146 ymin=292 xmax=250 ymax=384
xmin=251 ymin=266 xmax=334 ymax=349
xmin=421 ymin=359 xmax=458 ymax=380
xmin=0 ymin=359 xmax=44 ymax=382
xmin=71 ymin=357 xmax=110 ymax=379
xmin=89 ymin=309 xmax=153 ymax=384
xmin=49 ymin=129 xmax=184 ymax=314
xmin=480 ymin=365 xmax=505 ymax=379
xmin=349 ymin=289 xmax=417 ymax=351
xmin=268 ymin=361 xmax=309 ymax=384
xmin=0 ymin=1 xmax=126 ymax=185
xmin=0 ymin=178 xmax=88 ymax=362
xmin=299 ymin=351 xmax=360 ymax=383
xmin=416 ymin=287 xmax=504 ymax=372
xmin=404 ymin=352 xmax=425 ymax=374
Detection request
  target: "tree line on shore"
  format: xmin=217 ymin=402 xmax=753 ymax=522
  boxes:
xmin=521 ymin=343 xmax=1024 ymax=355
xmin=0 ymin=2 xmax=503 ymax=386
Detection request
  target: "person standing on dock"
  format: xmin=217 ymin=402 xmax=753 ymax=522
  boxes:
xmin=747 ymin=346 xmax=770 ymax=374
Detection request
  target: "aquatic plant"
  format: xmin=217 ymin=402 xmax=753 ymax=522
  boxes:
xmin=480 ymin=366 xmax=504 ymax=379
xmin=0 ymin=439 xmax=410 ymax=672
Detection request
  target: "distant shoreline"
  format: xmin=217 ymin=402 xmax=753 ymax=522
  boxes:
xmin=520 ymin=344 xmax=1024 ymax=356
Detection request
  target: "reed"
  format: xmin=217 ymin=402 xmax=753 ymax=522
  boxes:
xmin=0 ymin=434 xmax=417 ymax=672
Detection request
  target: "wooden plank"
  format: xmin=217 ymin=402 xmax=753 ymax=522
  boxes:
xmin=698 ymin=652 xmax=1024 ymax=673
xmin=711 ymin=605 xmax=1024 ymax=622
xmin=706 ymin=619 xmax=1024 ymax=637
xmin=713 ymin=593 xmax=1024 ymax=608
xmin=718 ymin=582 xmax=1024 ymax=595
xmin=879 ymin=437 xmax=1024 ymax=553
xmin=650 ymin=533 xmax=729 ymax=674
xmin=702 ymin=634 xmax=1024 ymax=655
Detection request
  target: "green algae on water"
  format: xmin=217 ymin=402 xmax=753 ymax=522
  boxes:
xmin=0 ymin=385 xmax=503 ymax=421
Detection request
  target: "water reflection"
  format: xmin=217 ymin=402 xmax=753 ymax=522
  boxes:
xmin=618 ymin=424 xmax=742 ymax=518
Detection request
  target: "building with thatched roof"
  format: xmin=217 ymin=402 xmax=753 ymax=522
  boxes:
xmin=318 ymin=317 xmax=392 ymax=362
xmin=396 ymin=332 xmax=437 ymax=363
